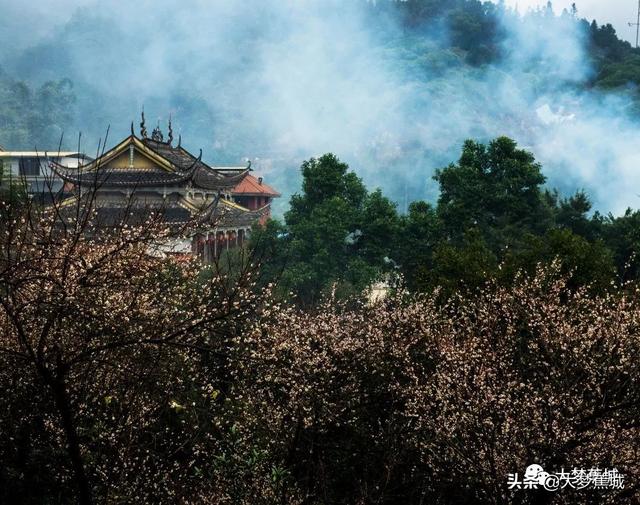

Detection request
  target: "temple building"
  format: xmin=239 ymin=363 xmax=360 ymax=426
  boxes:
xmin=0 ymin=149 xmax=88 ymax=194
xmin=50 ymin=114 xmax=279 ymax=261
xmin=231 ymin=172 xmax=280 ymax=219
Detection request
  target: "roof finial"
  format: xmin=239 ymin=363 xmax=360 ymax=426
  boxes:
xmin=130 ymin=121 xmax=135 ymax=137
xmin=177 ymin=134 xmax=182 ymax=148
xmin=247 ymin=159 xmax=252 ymax=171
xmin=140 ymin=108 xmax=147 ymax=138
xmin=167 ymin=114 xmax=174 ymax=145
xmin=151 ymin=120 xmax=164 ymax=142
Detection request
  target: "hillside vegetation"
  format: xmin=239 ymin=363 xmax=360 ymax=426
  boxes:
xmin=1 ymin=1 xmax=639 ymax=149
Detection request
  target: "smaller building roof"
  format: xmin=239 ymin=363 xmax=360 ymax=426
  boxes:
xmin=232 ymin=174 xmax=280 ymax=197
xmin=0 ymin=151 xmax=85 ymax=158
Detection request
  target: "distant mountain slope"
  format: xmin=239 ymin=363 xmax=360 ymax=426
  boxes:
xmin=1 ymin=0 xmax=639 ymax=212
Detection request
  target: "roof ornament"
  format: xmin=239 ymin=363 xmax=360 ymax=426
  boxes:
xmin=177 ymin=134 xmax=182 ymax=148
xmin=182 ymin=148 xmax=202 ymax=175
xmin=151 ymin=121 xmax=164 ymax=142
xmin=130 ymin=121 xmax=135 ymax=137
xmin=167 ymin=114 xmax=174 ymax=146
xmin=140 ymin=108 xmax=148 ymax=138
xmin=246 ymin=159 xmax=252 ymax=171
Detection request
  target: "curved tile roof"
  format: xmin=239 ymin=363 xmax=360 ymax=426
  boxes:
xmin=232 ymin=174 xmax=280 ymax=197
xmin=49 ymin=135 xmax=251 ymax=191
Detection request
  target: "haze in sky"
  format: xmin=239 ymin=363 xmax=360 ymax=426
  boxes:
xmin=1 ymin=0 xmax=637 ymax=48
xmin=2 ymin=0 xmax=640 ymax=214
xmin=503 ymin=0 xmax=639 ymax=44
xmin=0 ymin=0 xmax=635 ymax=56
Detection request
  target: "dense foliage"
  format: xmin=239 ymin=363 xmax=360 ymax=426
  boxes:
xmin=236 ymin=267 xmax=640 ymax=504
xmin=388 ymin=0 xmax=640 ymax=80
xmin=2 ymin=198 xmax=639 ymax=503
xmin=0 ymin=188 xmax=264 ymax=504
xmin=0 ymin=68 xmax=75 ymax=149
xmin=254 ymin=137 xmax=636 ymax=305
xmin=256 ymin=154 xmax=400 ymax=305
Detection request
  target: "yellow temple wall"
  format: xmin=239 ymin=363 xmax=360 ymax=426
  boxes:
xmin=106 ymin=150 xmax=160 ymax=170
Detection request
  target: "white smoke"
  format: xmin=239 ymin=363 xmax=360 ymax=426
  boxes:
xmin=1 ymin=0 xmax=639 ymax=214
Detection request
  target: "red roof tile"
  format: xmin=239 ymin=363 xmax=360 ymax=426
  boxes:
xmin=232 ymin=174 xmax=280 ymax=197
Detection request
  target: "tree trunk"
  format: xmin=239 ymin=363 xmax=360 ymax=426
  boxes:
xmin=51 ymin=378 xmax=92 ymax=505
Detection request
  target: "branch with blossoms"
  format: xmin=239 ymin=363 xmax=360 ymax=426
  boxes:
xmin=0 ymin=138 xmax=267 ymax=505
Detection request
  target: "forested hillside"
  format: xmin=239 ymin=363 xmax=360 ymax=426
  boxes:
xmin=1 ymin=0 xmax=639 ymax=212
xmin=0 ymin=70 xmax=74 ymax=150
xmin=387 ymin=0 xmax=640 ymax=91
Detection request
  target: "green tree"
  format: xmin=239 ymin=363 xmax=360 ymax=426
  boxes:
xmin=287 ymin=154 xmax=367 ymax=225
xmin=428 ymin=228 xmax=498 ymax=296
xmin=275 ymin=154 xmax=400 ymax=306
xmin=358 ymin=189 xmax=402 ymax=266
xmin=413 ymin=138 xmax=615 ymax=295
xmin=552 ymin=190 xmax=601 ymax=240
xmin=434 ymin=137 xmax=553 ymax=253
xmin=601 ymin=208 xmax=640 ymax=281
xmin=0 ymin=74 xmax=76 ymax=149
xmin=395 ymin=201 xmax=442 ymax=292
xmin=502 ymin=228 xmax=615 ymax=293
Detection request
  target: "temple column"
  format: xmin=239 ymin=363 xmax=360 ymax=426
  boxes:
xmin=226 ymin=230 xmax=230 ymax=251
xmin=214 ymin=230 xmax=218 ymax=258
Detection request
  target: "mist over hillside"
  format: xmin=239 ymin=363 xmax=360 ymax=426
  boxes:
xmin=1 ymin=0 xmax=639 ymax=215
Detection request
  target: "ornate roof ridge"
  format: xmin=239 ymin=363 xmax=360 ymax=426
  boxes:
xmin=49 ymin=147 xmax=203 ymax=188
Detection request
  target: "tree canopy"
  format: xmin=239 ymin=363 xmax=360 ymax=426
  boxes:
xmin=0 ymin=72 xmax=75 ymax=149
xmin=255 ymin=136 xmax=638 ymax=303
xmin=260 ymin=154 xmax=400 ymax=306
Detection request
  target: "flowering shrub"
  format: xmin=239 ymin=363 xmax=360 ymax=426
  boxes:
xmin=0 ymin=194 xmax=268 ymax=504
xmin=0 ymin=189 xmax=638 ymax=503
xmin=229 ymin=266 xmax=640 ymax=504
